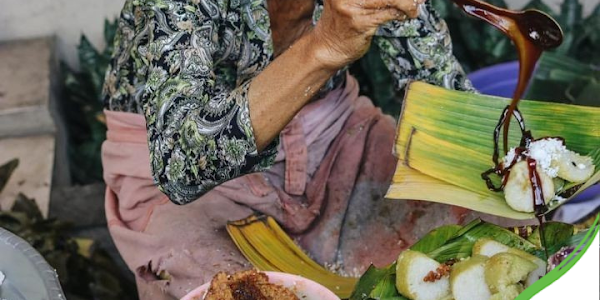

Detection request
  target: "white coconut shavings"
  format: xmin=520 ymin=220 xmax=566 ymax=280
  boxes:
xmin=502 ymin=148 xmax=520 ymax=168
xmin=527 ymin=138 xmax=567 ymax=178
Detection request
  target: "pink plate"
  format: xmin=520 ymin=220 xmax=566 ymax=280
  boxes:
xmin=180 ymin=271 xmax=340 ymax=300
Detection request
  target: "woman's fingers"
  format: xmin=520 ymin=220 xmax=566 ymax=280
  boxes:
xmin=310 ymin=0 xmax=426 ymax=69
xmin=361 ymin=8 xmax=408 ymax=25
xmin=358 ymin=0 xmax=423 ymax=19
xmin=360 ymin=9 xmax=408 ymax=34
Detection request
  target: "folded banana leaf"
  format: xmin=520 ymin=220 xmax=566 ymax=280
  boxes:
xmin=387 ymin=81 xmax=600 ymax=219
xmin=349 ymin=219 xmax=580 ymax=300
xmin=226 ymin=215 xmax=358 ymax=299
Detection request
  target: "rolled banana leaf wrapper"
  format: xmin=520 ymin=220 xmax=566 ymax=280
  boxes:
xmin=387 ymin=82 xmax=600 ymax=220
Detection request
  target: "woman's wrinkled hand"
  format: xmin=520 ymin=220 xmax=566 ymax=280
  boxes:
xmin=312 ymin=0 xmax=425 ymax=70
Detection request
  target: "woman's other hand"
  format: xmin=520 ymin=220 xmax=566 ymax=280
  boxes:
xmin=313 ymin=0 xmax=425 ymax=70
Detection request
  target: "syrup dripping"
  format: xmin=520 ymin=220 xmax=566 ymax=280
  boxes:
xmin=456 ymin=0 xmax=564 ymax=262
xmin=451 ymin=0 xmax=563 ymax=153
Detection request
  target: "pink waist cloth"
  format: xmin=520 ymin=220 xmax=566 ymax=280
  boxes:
xmin=102 ymin=110 xmax=170 ymax=232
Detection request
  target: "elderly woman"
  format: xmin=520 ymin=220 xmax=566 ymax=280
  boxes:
xmin=101 ymin=0 xmax=499 ymax=299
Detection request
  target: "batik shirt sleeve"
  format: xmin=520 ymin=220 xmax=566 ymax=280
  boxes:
xmin=374 ymin=1 xmax=476 ymax=92
xmin=104 ymin=0 xmax=278 ymax=205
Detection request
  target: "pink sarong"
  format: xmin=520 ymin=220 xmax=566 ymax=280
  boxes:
xmin=102 ymin=74 xmax=527 ymax=300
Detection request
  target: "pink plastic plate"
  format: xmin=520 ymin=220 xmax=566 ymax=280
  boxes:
xmin=180 ymin=271 xmax=340 ymax=300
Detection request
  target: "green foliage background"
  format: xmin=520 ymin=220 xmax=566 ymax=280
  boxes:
xmin=62 ymin=20 xmax=117 ymax=184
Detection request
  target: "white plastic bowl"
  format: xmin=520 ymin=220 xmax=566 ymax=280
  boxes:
xmin=180 ymin=271 xmax=340 ymax=300
xmin=0 ymin=227 xmax=65 ymax=300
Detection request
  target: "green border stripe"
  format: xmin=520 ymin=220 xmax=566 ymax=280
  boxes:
xmin=516 ymin=214 xmax=600 ymax=299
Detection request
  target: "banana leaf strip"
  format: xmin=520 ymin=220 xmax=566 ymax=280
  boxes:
xmin=226 ymin=215 xmax=357 ymax=299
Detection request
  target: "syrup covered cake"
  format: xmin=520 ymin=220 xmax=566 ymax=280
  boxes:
xmin=202 ymin=270 xmax=299 ymax=300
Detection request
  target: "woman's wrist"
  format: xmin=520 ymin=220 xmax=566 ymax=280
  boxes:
xmin=303 ymin=29 xmax=350 ymax=73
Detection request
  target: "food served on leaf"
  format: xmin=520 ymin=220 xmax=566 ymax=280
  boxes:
xmin=349 ymin=219 xmax=593 ymax=300
xmin=450 ymin=255 xmax=490 ymax=300
xmin=393 ymin=245 xmax=540 ymax=300
xmin=203 ymin=270 xmax=299 ymax=300
xmin=388 ymin=82 xmax=600 ymax=220
xmin=472 ymin=239 xmax=546 ymax=287
xmin=484 ymin=253 xmax=537 ymax=300
xmin=485 ymin=133 xmax=595 ymax=214
xmin=395 ymin=250 xmax=451 ymax=300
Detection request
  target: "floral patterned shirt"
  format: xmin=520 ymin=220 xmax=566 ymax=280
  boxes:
xmin=102 ymin=0 xmax=474 ymax=204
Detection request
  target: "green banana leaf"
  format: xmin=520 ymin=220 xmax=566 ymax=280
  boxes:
xmin=368 ymin=270 xmax=407 ymax=300
xmin=426 ymin=220 xmax=538 ymax=262
xmin=409 ymin=225 xmax=462 ymax=254
xmin=527 ymin=222 xmax=575 ymax=249
xmin=534 ymin=229 xmax=588 ymax=258
xmin=350 ymin=264 xmax=398 ymax=300
xmin=349 ymin=219 xmax=577 ymax=300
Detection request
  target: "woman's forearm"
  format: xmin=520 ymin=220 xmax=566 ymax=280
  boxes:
xmin=249 ymin=0 xmax=425 ymax=151
xmin=248 ymin=32 xmax=337 ymax=151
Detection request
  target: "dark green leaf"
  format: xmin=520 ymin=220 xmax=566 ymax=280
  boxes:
xmin=426 ymin=219 xmax=537 ymax=262
xmin=432 ymin=0 xmax=453 ymax=19
xmin=0 ymin=159 xmax=19 ymax=194
xmin=103 ymin=19 xmax=118 ymax=56
xmin=525 ymin=52 xmax=600 ymax=106
xmin=61 ymin=20 xmax=115 ymax=184
xmin=350 ymin=264 xmax=396 ymax=300
xmin=560 ymin=0 xmax=583 ymax=32
xmin=410 ymin=225 xmax=462 ymax=254
xmin=11 ymin=193 xmax=44 ymax=221
xmin=78 ymin=36 xmax=101 ymax=80
xmin=527 ymin=222 xmax=574 ymax=250
xmin=369 ymin=271 xmax=407 ymax=300
xmin=534 ymin=229 xmax=587 ymax=258
xmin=45 ymin=250 xmax=72 ymax=283
xmin=574 ymin=80 xmax=600 ymax=106
xmin=0 ymin=211 xmax=29 ymax=232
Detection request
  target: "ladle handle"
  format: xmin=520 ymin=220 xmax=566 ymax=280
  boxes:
xmin=450 ymin=0 xmax=517 ymax=35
